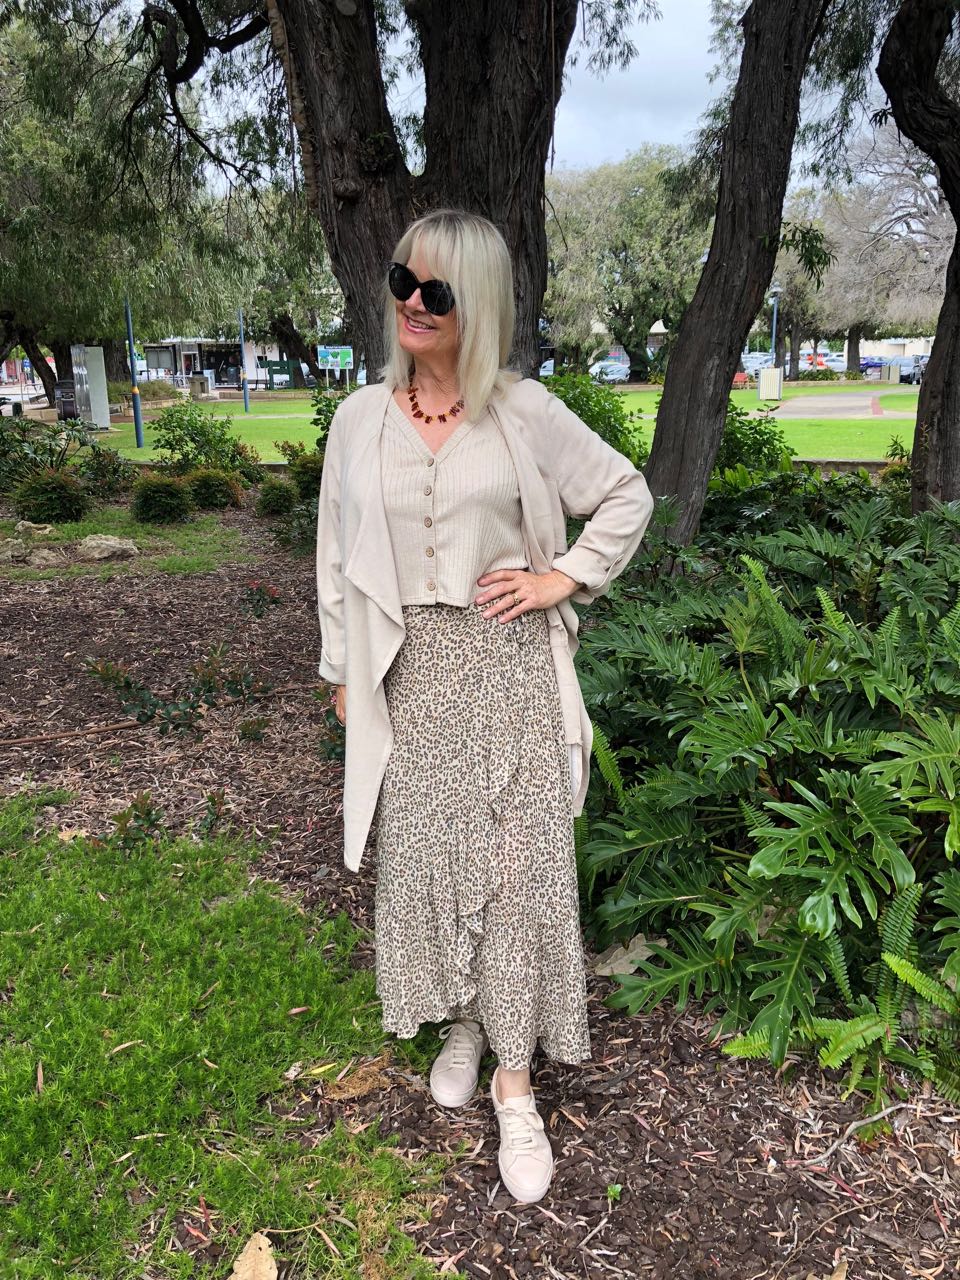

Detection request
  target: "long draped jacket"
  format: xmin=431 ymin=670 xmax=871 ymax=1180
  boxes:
xmin=315 ymin=377 xmax=655 ymax=873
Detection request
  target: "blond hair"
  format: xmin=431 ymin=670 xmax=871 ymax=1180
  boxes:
xmin=380 ymin=209 xmax=519 ymax=420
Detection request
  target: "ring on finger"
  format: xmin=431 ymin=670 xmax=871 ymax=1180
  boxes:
xmin=512 ymin=592 xmax=521 ymax=606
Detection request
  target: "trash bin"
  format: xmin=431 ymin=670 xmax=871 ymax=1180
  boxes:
xmin=11 ymin=401 xmax=23 ymax=418
xmin=55 ymin=379 xmax=77 ymax=419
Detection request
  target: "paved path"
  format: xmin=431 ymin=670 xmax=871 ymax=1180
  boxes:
xmin=774 ymin=391 xmax=915 ymax=419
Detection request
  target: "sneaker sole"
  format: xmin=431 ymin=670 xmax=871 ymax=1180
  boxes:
xmin=497 ymin=1157 xmax=554 ymax=1203
xmin=430 ymin=1076 xmax=479 ymax=1108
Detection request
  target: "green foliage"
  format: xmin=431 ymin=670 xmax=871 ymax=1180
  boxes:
xmin=310 ymin=386 xmax=351 ymax=453
xmin=577 ymin=482 xmax=960 ymax=1098
xmin=288 ymin=449 xmax=325 ymax=501
xmin=74 ymin=446 xmax=137 ymax=500
xmin=255 ymin=475 xmax=299 ymax=517
xmin=130 ymin=472 xmax=195 ymax=524
xmin=12 ymin=466 xmax=91 ymax=522
xmin=0 ymin=417 xmax=93 ymax=492
xmin=86 ymin=645 xmax=268 ymax=734
xmin=543 ymin=372 xmax=646 ymax=465
xmin=106 ymin=379 xmax=177 ymax=404
xmin=798 ymin=368 xmax=841 ymax=381
xmin=270 ymin=496 xmax=319 ymax=557
xmin=715 ymin=400 xmax=794 ymax=474
xmin=151 ymin=401 xmax=264 ymax=484
xmin=184 ymin=466 xmax=245 ymax=510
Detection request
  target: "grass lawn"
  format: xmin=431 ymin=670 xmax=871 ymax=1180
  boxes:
xmin=0 ymin=790 xmax=452 ymax=1280
xmin=103 ymin=383 xmax=920 ymax=464
xmin=0 ymin=506 xmax=254 ymax=580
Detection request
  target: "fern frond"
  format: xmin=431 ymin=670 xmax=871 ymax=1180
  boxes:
xmin=591 ymin=724 xmax=626 ymax=805
xmin=823 ymin=932 xmax=854 ymax=1005
xmin=881 ymin=953 xmax=959 ymax=1014
xmin=723 ymin=1030 xmax=772 ymax=1060
xmin=817 ymin=1014 xmax=890 ymax=1069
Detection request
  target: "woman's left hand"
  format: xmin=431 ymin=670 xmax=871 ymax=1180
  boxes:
xmin=475 ymin=567 xmax=580 ymax=622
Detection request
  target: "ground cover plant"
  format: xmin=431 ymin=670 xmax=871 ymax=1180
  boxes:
xmin=576 ymin=474 xmax=960 ymax=1116
xmin=0 ymin=506 xmax=251 ymax=580
xmin=0 ymin=791 xmax=449 ymax=1280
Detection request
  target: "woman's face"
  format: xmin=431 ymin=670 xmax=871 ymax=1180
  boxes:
xmin=394 ymin=248 xmax=459 ymax=369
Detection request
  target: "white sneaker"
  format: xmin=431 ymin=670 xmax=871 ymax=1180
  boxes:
xmin=429 ymin=1019 xmax=488 ymax=1108
xmin=490 ymin=1065 xmax=555 ymax=1203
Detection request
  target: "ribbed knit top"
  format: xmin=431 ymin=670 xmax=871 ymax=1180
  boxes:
xmin=380 ymin=396 xmax=527 ymax=607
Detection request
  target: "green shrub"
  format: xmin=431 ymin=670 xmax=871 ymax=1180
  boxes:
xmin=577 ymin=486 xmax=960 ymax=1107
xmin=151 ymin=401 xmax=263 ymax=484
xmin=311 ymin=386 xmax=351 ymax=453
xmin=185 ymin=466 xmax=244 ymax=509
xmin=256 ymin=476 xmax=299 ymax=517
xmin=74 ymin=446 xmax=137 ymax=500
xmin=107 ymin=380 xmax=129 ymax=404
xmin=0 ymin=417 xmax=93 ymax=493
xmin=543 ymin=372 xmax=645 ymax=465
xmin=715 ymin=399 xmax=794 ymax=474
xmin=843 ymin=370 xmax=864 ymax=381
xmin=798 ymin=368 xmax=840 ymax=381
xmin=131 ymin=472 xmax=195 ymax=523
xmin=139 ymin=379 xmax=180 ymax=401
xmin=288 ymin=450 xmax=325 ymax=501
xmin=12 ymin=467 xmax=91 ymax=522
xmin=271 ymin=496 xmax=318 ymax=556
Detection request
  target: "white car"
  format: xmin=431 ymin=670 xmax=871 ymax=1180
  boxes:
xmin=589 ymin=359 xmax=630 ymax=383
xmin=539 ymin=358 xmax=555 ymax=377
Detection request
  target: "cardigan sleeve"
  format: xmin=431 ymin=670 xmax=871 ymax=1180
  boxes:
xmin=315 ymin=407 xmax=347 ymax=685
xmin=545 ymin=391 xmax=655 ymax=605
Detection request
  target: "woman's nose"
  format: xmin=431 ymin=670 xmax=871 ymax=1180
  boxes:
xmin=407 ymin=288 xmax=425 ymax=313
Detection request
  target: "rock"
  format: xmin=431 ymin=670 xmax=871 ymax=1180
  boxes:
xmin=26 ymin=548 xmax=62 ymax=569
xmin=0 ymin=538 xmax=27 ymax=563
xmin=76 ymin=534 xmax=140 ymax=562
xmin=14 ymin=520 xmax=55 ymax=538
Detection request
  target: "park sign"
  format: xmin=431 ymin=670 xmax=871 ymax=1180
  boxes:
xmin=316 ymin=346 xmax=353 ymax=370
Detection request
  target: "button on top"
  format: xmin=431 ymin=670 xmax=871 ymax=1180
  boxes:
xmin=425 ymin=546 xmax=435 ymax=557
xmin=426 ymin=458 xmax=435 ymax=467
xmin=424 ymin=485 xmax=432 ymax=496
xmin=424 ymin=516 xmax=433 ymax=527
xmin=426 ymin=579 xmax=436 ymax=591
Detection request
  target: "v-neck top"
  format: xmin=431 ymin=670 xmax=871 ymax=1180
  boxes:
xmin=380 ymin=396 xmax=526 ymax=606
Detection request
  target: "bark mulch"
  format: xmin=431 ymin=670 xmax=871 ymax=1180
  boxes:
xmin=1 ymin=503 xmax=957 ymax=1280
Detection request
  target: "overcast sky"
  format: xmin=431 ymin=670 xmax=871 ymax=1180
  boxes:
xmin=552 ymin=0 xmax=719 ymax=169
xmin=386 ymin=1 xmax=720 ymax=172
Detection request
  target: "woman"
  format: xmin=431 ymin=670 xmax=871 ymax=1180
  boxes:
xmin=315 ymin=209 xmax=653 ymax=1204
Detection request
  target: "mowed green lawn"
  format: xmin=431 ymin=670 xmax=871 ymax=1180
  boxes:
xmin=107 ymin=386 xmax=919 ymax=463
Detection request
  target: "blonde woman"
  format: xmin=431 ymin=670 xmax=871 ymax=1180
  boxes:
xmin=316 ymin=209 xmax=653 ymax=1204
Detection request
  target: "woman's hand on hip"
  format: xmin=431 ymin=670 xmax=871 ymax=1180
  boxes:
xmin=475 ymin=567 xmax=580 ymax=623
xmin=335 ymin=685 xmax=346 ymax=726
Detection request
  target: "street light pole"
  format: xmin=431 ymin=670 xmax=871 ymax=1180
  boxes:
xmin=237 ymin=308 xmax=251 ymax=413
xmin=124 ymin=297 xmax=144 ymax=449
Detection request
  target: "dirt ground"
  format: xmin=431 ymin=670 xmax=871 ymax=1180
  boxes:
xmin=1 ymin=502 xmax=957 ymax=1280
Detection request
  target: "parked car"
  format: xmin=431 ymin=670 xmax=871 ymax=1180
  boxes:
xmin=588 ymin=359 xmax=630 ymax=383
xmin=539 ymin=358 xmax=555 ymax=377
xmin=799 ymin=352 xmax=846 ymax=373
xmin=891 ymin=356 xmax=924 ymax=384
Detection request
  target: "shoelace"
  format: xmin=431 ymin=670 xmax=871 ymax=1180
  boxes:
xmin=497 ymin=1098 xmax=546 ymax=1152
xmin=437 ymin=1022 xmax=481 ymax=1069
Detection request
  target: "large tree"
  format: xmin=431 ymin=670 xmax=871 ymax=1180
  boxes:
xmin=544 ymin=147 xmax=712 ymax=373
xmin=13 ymin=0 xmax=657 ymax=376
xmin=644 ymin=0 xmax=833 ymax=543
xmin=877 ymin=0 xmax=960 ymax=511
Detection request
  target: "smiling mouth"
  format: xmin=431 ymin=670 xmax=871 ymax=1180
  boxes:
xmin=403 ymin=314 xmax=434 ymax=331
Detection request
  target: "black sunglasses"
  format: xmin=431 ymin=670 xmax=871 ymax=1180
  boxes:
xmin=388 ymin=261 xmax=456 ymax=316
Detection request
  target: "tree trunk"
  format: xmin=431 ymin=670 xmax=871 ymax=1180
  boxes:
xmin=789 ymin=323 xmax=802 ymax=381
xmin=877 ymin=0 xmax=960 ymax=511
xmin=411 ymin=0 xmax=578 ymax=375
xmin=775 ymin=327 xmax=786 ymax=368
xmin=50 ymin=339 xmax=74 ymax=384
xmin=644 ymin=0 xmax=830 ymax=543
xmin=846 ymin=324 xmax=862 ymax=374
xmin=269 ymin=0 xmax=578 ymax=379
xmin=269 ymin=312 xmax=322 ymax=379
xmin=98 ymin=338 xmax=131 ymax=382
xmin=19 ymin=332 xmax=56 ymax=405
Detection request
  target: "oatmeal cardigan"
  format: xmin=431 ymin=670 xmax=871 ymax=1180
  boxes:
xmin=315 ymin=377 xmax=655 ymax=873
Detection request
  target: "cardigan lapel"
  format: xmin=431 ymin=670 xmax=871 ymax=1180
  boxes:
xmin=342 ymin=386 xmax=406 ymax=633
xmin=487 ymin=398 xmax=555 ymax=574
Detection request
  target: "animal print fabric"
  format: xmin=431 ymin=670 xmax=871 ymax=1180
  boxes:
xmin=372 ymin=598 xmax=593 ymax=1070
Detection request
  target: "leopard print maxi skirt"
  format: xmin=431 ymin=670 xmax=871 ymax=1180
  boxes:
xmin=371 ymin=599 xmax=592 ymax=1070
